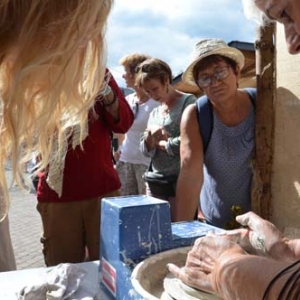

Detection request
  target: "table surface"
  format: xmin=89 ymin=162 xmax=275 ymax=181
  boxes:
xmin=0 ymin=261 xmax=113 ymax=300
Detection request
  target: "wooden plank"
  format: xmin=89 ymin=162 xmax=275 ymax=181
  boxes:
xmin=251 ymin=24 xmax=275 ymax=220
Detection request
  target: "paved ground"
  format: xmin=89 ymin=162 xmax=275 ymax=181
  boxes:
xmin=7 ymin=168 xmax=45 ymax=270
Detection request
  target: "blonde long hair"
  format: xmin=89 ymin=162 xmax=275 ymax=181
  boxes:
xmin=0 ymin=0 xmax=113 ymax=218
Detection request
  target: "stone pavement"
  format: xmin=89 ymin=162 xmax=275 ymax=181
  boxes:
xmin=7 ymin=168 xmax=46 ymax=270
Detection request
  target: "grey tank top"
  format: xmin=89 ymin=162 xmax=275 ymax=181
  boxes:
xmin=200 ymin=106 xmax=255 ymax=228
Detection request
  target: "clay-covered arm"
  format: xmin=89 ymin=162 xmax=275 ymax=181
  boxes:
xmin=168 ymin=235 xmax=299 ymax=300
xmin=225 ymin=212 xmax=300 ymax=262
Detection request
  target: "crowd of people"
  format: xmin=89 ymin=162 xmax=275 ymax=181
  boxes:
xmin=1 ymin=0 xmax=300 ymax=298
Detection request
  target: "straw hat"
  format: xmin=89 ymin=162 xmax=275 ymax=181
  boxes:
xmin=182 ymin=38 xmax=245 ymax=86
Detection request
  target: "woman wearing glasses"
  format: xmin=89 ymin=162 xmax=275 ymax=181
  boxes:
xmin=174 ymin=39 xmax=256 ymax=229
xmin=116 ymin=53 xmax=159 ymax=196
xmin=137 ymin=58 xmax=196 ymax=221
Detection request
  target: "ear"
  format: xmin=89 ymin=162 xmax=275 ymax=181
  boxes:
xmin=163 ymin=78 xmax=170 ymax=86
xmin=235 ymin=65 xmax=241 ymax=80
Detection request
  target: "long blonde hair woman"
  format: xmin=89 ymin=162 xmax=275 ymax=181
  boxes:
xmin=0 ymin=0 xmax=113 ymax=216
xmin=0 ymin=0 xmax=112 ymax=271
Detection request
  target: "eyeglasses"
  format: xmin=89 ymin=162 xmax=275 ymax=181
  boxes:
xmin=197 ymin=66 xmax=230 ymax=88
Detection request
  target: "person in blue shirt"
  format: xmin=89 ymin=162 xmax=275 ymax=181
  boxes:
xmin=169 ymin=1 xmax=300 ymax=299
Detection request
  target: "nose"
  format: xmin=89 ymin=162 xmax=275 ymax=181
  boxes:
xmin=284 ymin=23 xmax=300 ymax=54
xmin=210 ymin=75 xmax=222 ymax=87
xmin=122 ymin=73 xmax=126 ymax=79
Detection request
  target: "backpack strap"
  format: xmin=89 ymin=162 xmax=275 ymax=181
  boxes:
xmin=243 ymin=87 xmax=256 ymax=107
xmin=195 ymin=95 xmax=213 ymax=153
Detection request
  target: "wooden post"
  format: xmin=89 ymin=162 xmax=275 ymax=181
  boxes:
xmin=251 ymin=24 xmax=275 ymax=220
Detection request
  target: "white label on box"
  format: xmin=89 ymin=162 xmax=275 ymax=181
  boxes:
xmin=101 ymin=257 xmax=117 ymax=297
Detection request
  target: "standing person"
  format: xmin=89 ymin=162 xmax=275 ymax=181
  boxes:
xmin=36 ymin=69 xmax=133 ymax=266
xmin=0 ymin=0 xmax=115 ymax=271
xmin=167 ymin=2 xmax=300 ymax=299
xmin=137 ymin=58 xmax=196 ymax=221
xmin=174 ymin=39 xmax=256 ymax=229
xmin=115 ymin=53 xmax=159 ymax=196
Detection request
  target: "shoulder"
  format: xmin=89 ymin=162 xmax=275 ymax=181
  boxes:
xmin=147 ymin=98 xmax=160 ymax=108
xmin=181 ymin=103 xmax=197 ymax=127
xmin=125 ymin=93 xmax=135 ymax=104
xmin=242 ymin=87 xmax=257 ymax=99
xmin=177 ymin=93 xmax=197 ymax=109
xmin=180 ymin=92 xmax=197 ymax=101
xmin=180 ymin=92 xmax=197 ymax=100
xmin=149 ymin=104 xmax=160 ymax=117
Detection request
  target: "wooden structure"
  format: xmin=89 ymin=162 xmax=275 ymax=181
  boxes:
xmin=271 ymin=25 xmax=300 ymax=231
xmin=251 ymin=25 xmax=275 ymax=220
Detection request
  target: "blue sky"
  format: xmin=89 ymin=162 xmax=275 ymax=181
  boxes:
xmin=106 ymin=0 xmax=257 ymax=87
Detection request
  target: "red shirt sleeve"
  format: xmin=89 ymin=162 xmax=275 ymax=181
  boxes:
xmin=97 ymin=69 xmax=134 ymax=133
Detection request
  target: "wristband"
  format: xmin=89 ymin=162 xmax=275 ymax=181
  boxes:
xmin=101 ymin=84 xmax=112 ymax=96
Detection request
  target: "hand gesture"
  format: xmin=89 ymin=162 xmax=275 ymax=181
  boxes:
xmin=145 ymin=126 xmax=169 ymax=151
xmin=226 ymin=212 xmax=293 ymax=261
xmin=167 ymin=234 xmax=246 ymax=294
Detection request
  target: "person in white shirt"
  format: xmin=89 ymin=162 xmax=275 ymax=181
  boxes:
xmin=116 ymin=54 xmax=159 ymax=195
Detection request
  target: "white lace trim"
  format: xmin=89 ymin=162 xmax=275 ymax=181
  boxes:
xmin=46 ymin=119 xmax=88 ymax=198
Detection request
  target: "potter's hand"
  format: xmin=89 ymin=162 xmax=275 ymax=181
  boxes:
xmin=226 ymin=211 xmax=295 ymax=261
xmin=167 ymin=235 xmax=246 ymax=295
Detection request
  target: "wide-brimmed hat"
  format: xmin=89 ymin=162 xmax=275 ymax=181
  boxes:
xmin=182 ymin=38 xmax=245 ymax=86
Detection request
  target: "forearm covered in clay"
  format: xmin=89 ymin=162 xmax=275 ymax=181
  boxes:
xmin=214 ymin=253 xmax=299 ymax=300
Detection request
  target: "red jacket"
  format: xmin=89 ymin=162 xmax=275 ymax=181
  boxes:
xmin=37 ymin=72 xmax=134 ymax=202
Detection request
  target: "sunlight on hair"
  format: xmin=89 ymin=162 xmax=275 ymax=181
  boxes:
xmin=242 ymin=0 xmax=272 ymax=26
xmin=0 ymin=0 xmax=113 ymax=219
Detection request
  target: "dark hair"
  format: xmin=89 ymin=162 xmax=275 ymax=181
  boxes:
xmin=192 ymin=55 xmax=238 ymax=83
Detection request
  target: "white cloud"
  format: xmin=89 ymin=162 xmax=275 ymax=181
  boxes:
xmin=106 ymin=0 xmax=257 ymax=86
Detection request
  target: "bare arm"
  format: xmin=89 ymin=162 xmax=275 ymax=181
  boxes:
xmin=101 ymin=69 xmax=134 ymax=127
xmin=174 ymin=104 xmax=204 ymax=221
xmin=168 ymin=235 xmax=299 ymax=300
xmin=113 ymin=133 xmax=125 ymax=161
xmin=102 ymin=89 xmax=120 ymax=121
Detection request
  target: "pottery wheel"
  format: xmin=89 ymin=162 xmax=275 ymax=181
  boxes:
xmin=163 ymin=272 xmax=223 ymax=300
xmin=131 ymin=246 xmax=223 ymax=300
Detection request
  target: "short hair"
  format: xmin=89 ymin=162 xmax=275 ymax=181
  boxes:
xmin=0 ymin=0 xmax=112 ymax=218
xmin=242 ymin=0 xmax=274 ymax=25
xmin=192 ymin=55 xmax=239 ymax=82
xmin=135 ymin=58 xmax=173 ymax=87
xmin=119 ymin=53 xmax=151 ymax=74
